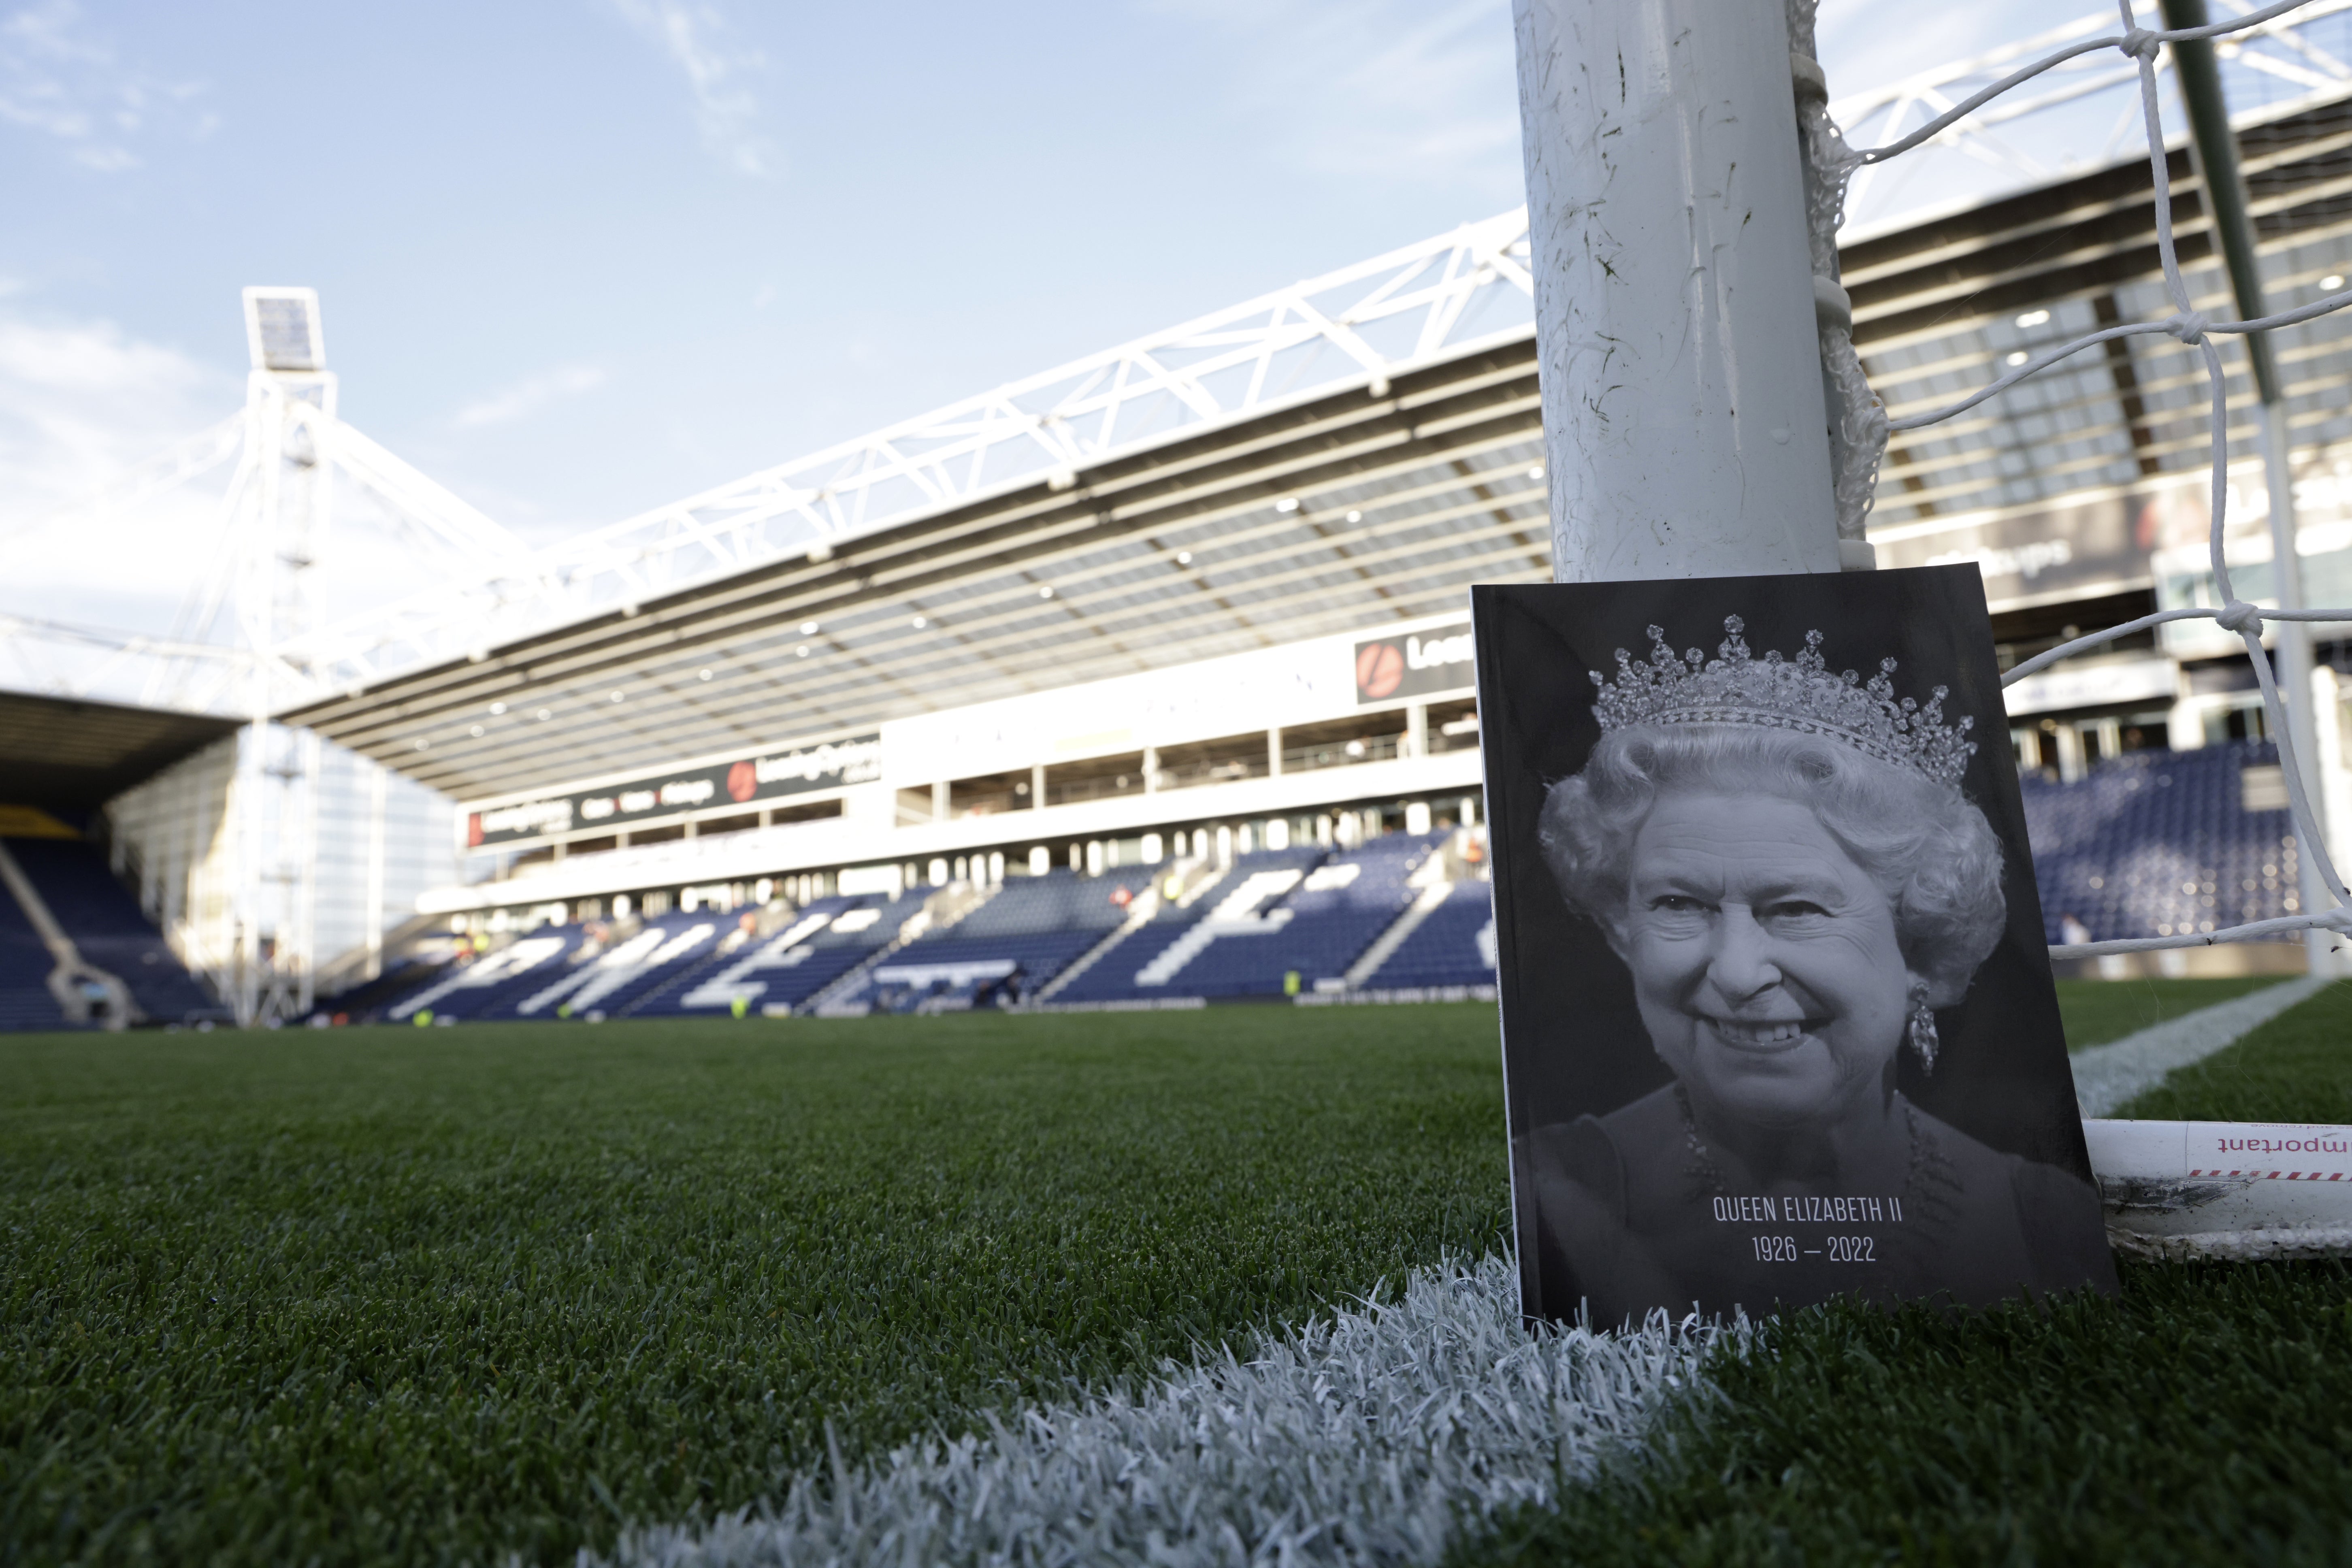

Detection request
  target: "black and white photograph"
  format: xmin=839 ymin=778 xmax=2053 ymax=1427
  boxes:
xmin=1475 ymin=567 xmax=2120 ymax=1326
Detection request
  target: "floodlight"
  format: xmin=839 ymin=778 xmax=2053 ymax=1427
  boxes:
xmin=1274 ymin=497 xmax=1299 ymax=513
xmin=2015 ymin=309 xmax=2051 ymax=328
xmin=1176 ymin=550 xmax=1192 ymax=565
xmin=2326 ymin=275 xmax=2346 ymax=290
xmin=242 ymin=287 xmax=325 ymax=372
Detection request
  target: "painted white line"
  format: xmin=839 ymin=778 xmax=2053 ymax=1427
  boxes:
xmin=595 ymin=1255 xmax=1732 ymax=1568
xmin=2069 ymin=976 xmax=2331 ymax=1118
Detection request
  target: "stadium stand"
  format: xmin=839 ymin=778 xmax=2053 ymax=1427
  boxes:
xmin=1360 ymin=878 xmax=1496 ymax=994
xmin=1050 ymin=840 xmax=1442 ymax=1004
xmin=504 ymin=913 xmax=721 ymax=1019
xmin=314 ymin=951 xmax=453 ymax=1023
xmin=0 ymin=874 xmax=67 ymax=1031
xmin=4 ymin=837 xmax=217 ymax=1024
xmin=2022 ymin=739 xmax=2301 ymax=948
xmin=630 ymin=888 xmax=933 ymax=1017
xmin=386 ymin=925 xmax=584 ymax=1021
xmin=1170 ymin=833 xmax=1443 ymax=999
xmin=636 ymin=896 xmax=859 ymax=1016
xmin=847 ymin=867 xmax=1161 ymax=1013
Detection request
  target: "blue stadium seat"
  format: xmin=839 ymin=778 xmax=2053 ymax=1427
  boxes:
xmin=1055 ymin=837 xmax=1444 ymax=1003
xmin=1363 ymin=878 xmax=1495 ymax=991
xmin=846 ymin=867 xmax=1162 ymax=1011
xmin=500 ymin=912 xmax=724 ymax=1018
xmin=2021 ymin=739 xmax=2300 ymax=946
xmin=0 ymin=871 xmax=67 ymax=1031
xmin=4 ymin=837 xmax=215 ymax=1024
xmin=385 ymin=923 xmax=587 ymax=1021
xmin=628 ymin=889 xmax=932 ymax=1016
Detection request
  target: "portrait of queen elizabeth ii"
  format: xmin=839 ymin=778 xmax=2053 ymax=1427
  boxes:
xmin=1473 ymin=574 xmax=2115 ymax=1326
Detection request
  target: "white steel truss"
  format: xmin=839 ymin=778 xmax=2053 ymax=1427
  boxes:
xmin=280 ymin=211 xmax=1537 ymax=691
xmin=1834 ymin=0 xmax=2352 ymax=230
xmin=14 ymin=2 xmax=2352 ymax=710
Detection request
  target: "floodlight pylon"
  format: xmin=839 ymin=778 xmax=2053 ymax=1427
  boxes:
xmin=226 ymin=286 xmax=335 ymax=1026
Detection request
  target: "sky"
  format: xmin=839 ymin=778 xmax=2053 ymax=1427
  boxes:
xmin=0 ymin=0 xmax=2201 ymax=692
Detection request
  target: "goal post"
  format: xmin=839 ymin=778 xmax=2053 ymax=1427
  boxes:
xmin=1511 ymin=0 xmax=1843 ymax=582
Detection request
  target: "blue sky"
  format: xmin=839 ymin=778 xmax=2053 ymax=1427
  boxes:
xmin=0 ymin=0 xmax=2122 ymax=656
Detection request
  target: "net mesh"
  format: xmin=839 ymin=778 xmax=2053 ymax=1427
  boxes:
xmin=1800 ymin=0 xmax=2352 ymax=960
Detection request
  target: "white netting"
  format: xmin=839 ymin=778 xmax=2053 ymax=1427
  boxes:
xmin=1798 ymin=0 xmax=2352 ymax=961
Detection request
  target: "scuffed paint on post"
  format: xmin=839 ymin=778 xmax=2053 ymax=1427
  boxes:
xmin=1513 ymin=0 xmax=1839 ymax=581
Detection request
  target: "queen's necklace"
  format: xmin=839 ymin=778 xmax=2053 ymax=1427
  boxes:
xmin=1673 ymin=1081 xmax=1927 ymax=1204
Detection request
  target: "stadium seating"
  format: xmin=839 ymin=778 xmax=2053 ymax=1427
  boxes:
xmin=384 ymin=924 xmax=587 ymax=1021
xmin=1053 ymin=839 xmax=1442 ymax=1003
xmin=315 ymin=952 xmax=454 ymax=1023
xmin=4 ymin=837 xmax=216 ymax=1025
xmin=2022 ymin=739 xmax=2300 ymax=946
xmin=1361 ymin=878 xmax=1496 ymax=992
xmin=0 ymin=874 xmax=66 ymax=1031
xmin=504 ymin=913 xmax=722 ymax=1018
xmin=850 ymin=867 xmax=1161 ymax=1013
xmin=628 ymin=888 xmax=933 ymax=1016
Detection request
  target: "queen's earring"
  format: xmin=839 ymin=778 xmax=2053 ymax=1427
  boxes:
xmin=1907 ymin=984 xmax=1939 ymax=1076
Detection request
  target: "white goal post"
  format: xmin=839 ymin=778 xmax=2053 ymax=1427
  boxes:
xmin=1510 ymin=0 xmax=2352 ymax=1250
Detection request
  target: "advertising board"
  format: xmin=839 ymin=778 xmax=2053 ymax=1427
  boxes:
xmin=467 ymin=735 xmax=882 ymax=848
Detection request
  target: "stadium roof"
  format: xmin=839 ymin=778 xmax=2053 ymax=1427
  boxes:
xmin=0 ymin=690 xmax=240 ymax=814
xmin=292 ymin=91 xmax=2352 ymax=807
xmin=286 ymin=337 xmax=1548 ymax=803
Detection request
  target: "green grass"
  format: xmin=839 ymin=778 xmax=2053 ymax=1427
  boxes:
xmin=2121 ymin=976 xmax=2352 ymax=1121
xmin=0 ymin=1008 xmax=1511 ymax=1568
xmin=2051 ymin=973 xmax=2286 ymax=1050
xmin=1463 ymin=1258 xmax=2352 ymax=1567
xmin=1466 ymin=975 xmax=2352 ymax=1567
xmin=8 ymin=981 xmax=2346 ymax=1568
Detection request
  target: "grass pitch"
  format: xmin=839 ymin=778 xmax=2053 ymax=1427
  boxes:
xmin=2051 ymin=973 xmax=2285 ymax=1049
xmin=2122 ymin=974 xmax=2352 ymax=1122
xmin=1 ymin=1009 xmax=1509 ymax=1567
xmin=1471 ymin=976 xmax=2352 ymax=1568
xmin=1465 ymin=1257 xmax=2352 ymax=1567
xmin=3 ymin=981 xmax=2345 ymax=1567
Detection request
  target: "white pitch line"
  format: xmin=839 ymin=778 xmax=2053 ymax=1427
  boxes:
xmin=2070 ymin=975 xmax=2332 ymax=1118
xmin=595 ymin=1255 xmax=1733 ymax=1568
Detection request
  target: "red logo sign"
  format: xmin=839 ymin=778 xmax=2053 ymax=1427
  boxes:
xmin=1355 ymin=641 xmax=1405 ymax=700
xmin=726 ymin=760 xmax=757 ymax=803
xmin=466 ymin=813 xmax=484 ymax=847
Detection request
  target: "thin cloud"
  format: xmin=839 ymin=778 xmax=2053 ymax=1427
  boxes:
xmin=610 ymin=0 xmax=776 ymax=178
xmin=1151 ymin=0 xmax=1521 ymax=201
xmin=453 ymin=364 xmax=609 ymax=429
xmin=0 ymin=1 xmax=211 ymax=173
xmin=0 ymin=307 xmax=237 ymax=675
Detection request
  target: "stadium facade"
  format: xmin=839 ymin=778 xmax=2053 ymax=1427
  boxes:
xmin=45 ymin=87 xmax=2352 ymax=1017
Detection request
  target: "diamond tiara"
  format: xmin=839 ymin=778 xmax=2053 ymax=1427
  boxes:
xmin=1589 ymin=616 xmax=1977 ymax=786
